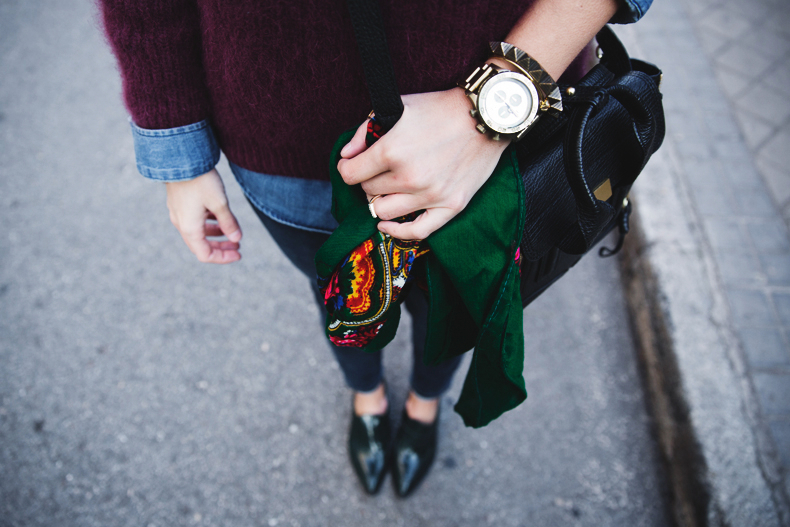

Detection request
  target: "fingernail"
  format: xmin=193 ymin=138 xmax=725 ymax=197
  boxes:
xmin=228 ymin=229 xmax=242 ymax=242
xmin=340 ymin=144 xmax=350 ymax=157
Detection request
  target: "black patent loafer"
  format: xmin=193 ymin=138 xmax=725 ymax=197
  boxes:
xmin=348 ymin=410 xmax=392 ymax=494
xmin=391 ymin=408 xmax=438 ymax=497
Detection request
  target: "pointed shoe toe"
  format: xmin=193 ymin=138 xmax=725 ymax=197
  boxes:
xmin=348 ymin=411 xmax=392 ymax=494
xmin=392 ymin=409 xmax=438 ymax=498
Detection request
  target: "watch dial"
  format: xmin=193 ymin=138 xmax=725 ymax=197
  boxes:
xmin=480 ymin=75 xmax=534 ymax=131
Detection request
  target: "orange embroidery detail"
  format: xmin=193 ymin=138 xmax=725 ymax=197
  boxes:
xmin=346 ymin=240 xmax=376 ymax=314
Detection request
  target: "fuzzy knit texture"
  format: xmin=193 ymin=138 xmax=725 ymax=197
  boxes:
xmin=99 ymin=0 xmax=542 ymax=180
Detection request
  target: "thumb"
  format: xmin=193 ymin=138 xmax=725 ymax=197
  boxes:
xmin=210 ymin=201 xmax=242 ymax=242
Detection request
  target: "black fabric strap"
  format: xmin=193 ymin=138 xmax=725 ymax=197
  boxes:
xmin=346 ymin=0 xmax=403 ymax=132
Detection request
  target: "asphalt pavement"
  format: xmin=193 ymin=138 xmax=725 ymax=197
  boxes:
xmin=1 ymin=1 xmax=673 ymax=526
xmin=618 ymin=0 xmax=790 ymax=524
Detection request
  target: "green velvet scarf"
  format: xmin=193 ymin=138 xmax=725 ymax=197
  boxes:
xmin=315 ymin=128 xmax=527 ymax=428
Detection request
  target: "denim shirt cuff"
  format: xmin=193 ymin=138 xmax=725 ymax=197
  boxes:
xmin=610 ymin=0 xmax=652 ymax=24
xmin=131 ymin=119 xmax=221 ymax=181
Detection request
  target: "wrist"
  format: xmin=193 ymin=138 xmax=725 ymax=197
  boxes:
xmin=447 ymin=86 xmax=512 ymax=148
xmin=498 ymin=0 xmax=619 ymax=80
xmin=165 ymin=168 xmax=219 ymax=189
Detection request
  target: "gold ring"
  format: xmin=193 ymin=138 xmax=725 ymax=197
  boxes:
xmin=368 ymin=194 xmax=383 ymax=219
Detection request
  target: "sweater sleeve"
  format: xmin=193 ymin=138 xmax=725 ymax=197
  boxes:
xmin=98 ymin=0 xmax=212 ymax=129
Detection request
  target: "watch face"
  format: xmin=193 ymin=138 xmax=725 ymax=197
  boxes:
xmin=478 ymin=71 xmax=539 ymax=134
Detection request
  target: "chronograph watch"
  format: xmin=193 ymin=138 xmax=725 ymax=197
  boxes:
xmin=459 ymin=42 xmax=563 ymax=142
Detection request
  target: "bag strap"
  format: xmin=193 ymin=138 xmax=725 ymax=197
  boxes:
xmin=559 ymin=72 xmax=664 ymax=253
xmin=346 ymin=0 xmax=403 ymax=133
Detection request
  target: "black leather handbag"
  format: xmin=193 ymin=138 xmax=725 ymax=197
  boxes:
xmin=346 ymin=0 xmax=665 ymax=309
xmin=513 ymin=27 xmax=665 ymax=306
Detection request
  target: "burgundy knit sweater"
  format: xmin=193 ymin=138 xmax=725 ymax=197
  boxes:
xmin=100 ymin=0 xmax=539 ymax=180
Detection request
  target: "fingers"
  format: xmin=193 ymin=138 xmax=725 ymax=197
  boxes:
xmin=359 ymin=171 xmax=409 ymax=198
xmin=178 ymin=220 xmax=242 ymax=264
xmin=196 ymin=243 xmax=242 ymax=264
xmin=203 ymin=221 xmax=226 ymax=238
xmin=368 ymin=193 xmax=459 ymax=241
xmin=184 ymin=237 xmax=242 ymax=264
xmin=339 ymin=119 xmax=370 ymax=159
xmin=337 ymin=136 xmax=390 ymax=187
xmin=209 ymin=199 xmax=242 ymax=242
xmin=166 ymin=169 xmax=243 ymax=264
xmin=204 ymin=220 xmax=244 ymax=242
xmin=377 ymin=208 xmax=457 ymax=241
xmin=364 ymin=192 xmax=423 ymax=222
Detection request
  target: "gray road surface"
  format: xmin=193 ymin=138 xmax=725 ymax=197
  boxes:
xmin=0 ymin=2 xmax=669 ymax=526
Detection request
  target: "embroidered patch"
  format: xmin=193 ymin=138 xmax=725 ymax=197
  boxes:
xmin=319 ymin=234 xmax=428 ymax=347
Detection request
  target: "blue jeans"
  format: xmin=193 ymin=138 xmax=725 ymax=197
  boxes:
xmin=246 ymin=199 xmax=462 ymax=399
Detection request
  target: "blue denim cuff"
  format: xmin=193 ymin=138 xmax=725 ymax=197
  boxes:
xmin=611 ymin=0 xmax=652 ymax=23
xmin=131 ymin=119 xmax=221 ymax=181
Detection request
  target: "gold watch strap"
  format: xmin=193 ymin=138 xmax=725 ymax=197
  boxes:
xmin=459 ymin=62 xmax=501 ymax=94
xmin=489 ymin=42 xmax=563 ymax=113
xmin=458 ymin=63 xmax=508 ymax=137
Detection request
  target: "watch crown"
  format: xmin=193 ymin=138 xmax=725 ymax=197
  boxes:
xmin=475 ymin=124 xmax=487 ymax=134
xmin=539 ymin=99 xmax=550 ymax=111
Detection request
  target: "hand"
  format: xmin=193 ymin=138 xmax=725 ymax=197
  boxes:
xmin=165 ymin=169 xmax=243 ymax=264
xmin=337 ymin=88 xmax=509 ymax=240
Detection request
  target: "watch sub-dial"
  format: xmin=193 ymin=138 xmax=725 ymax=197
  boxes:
xmin=483 ymin=78 xmax=531 ymax=129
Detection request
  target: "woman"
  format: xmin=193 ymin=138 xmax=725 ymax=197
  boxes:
xmin=100 ymin=0 xmax=651 ymax=497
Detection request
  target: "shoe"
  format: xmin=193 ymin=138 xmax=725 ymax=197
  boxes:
xmin=348 ymin=399 xmax=391 ymax=494
xmin=391 ymin=407 xmax=439 ymax=497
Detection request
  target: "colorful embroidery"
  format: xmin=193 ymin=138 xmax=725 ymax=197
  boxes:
xmin=318 ymin=233 xmax=428 ymax=348
xmin=345 ymin=239 xmax=376 ymax=314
